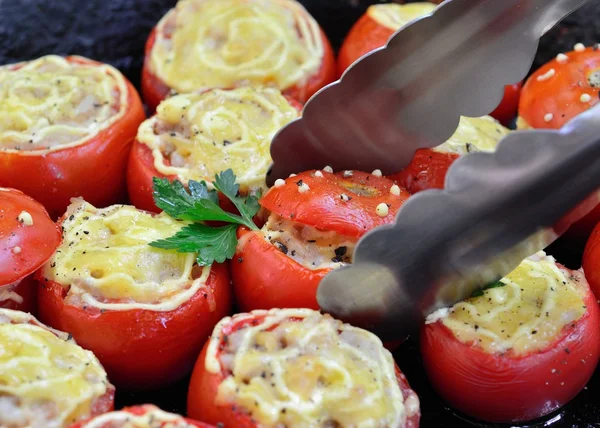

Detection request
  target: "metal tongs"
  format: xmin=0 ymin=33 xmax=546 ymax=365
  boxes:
xmin=266 ymin=0 xmax=600 ymax=340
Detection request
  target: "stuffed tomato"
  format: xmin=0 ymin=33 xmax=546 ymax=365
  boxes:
xmin=387 ymin=116 xmax=509 ymax=193
xmin=128 ymin=87 xmax=301 ymax=213
xmin=142 ymin=0 xmax=336 ymax=112
xmin=231 ymin=169 xmax=410 ymax=311
xmin=421 ymin=252 xmax=600 ymax=423
xmin=337 ymin=3 xmax=522 ymax=126
xmin=0 ymin=308 xmax=114 ymax=428
xmin=69 ymin=405 xmax=214 ymax=428
xmin=518 ymin=44 xmax=600 ymax=240
xmin=36 ymin=199 xmax=232 ymax=390
xmin=0 ymin=187 xmax=61 ymax=313
xmin=187 ymin=308 xmax=420 ymax=427
xmin=0 ymin=55 xmax=145 ymax=219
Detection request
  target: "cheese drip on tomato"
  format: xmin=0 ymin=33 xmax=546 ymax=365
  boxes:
xmin=137 ymin=87 xmax=299 ymax=191
xmin=368 ymin=2 xmax=437 ymax=31
xmin=433 ymin=116 xmax=510 ymax=155
xmin=260 ymin=214 xmax=356 ymax=270
xmin=149 ymin=0 xmax=324 ymax=94
xmin=0 ymin=309 xmax=110 ymax=428
xmin=0 ymin=55 xmax=126 ymax=151
xmin=80 ymin=406 xmax=196 ymax=428
xmin=43 ymin=199 xmax=212 ymax=312
xmin=427 ymin=252 xmax=587 ymax=355
xmin=206 ymin=309 xmax=416 ymax=427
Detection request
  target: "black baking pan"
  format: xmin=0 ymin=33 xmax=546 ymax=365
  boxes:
xmin=1 ymin=1 xmax=599 ymax=427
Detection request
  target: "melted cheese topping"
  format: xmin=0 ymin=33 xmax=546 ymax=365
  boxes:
xmin=149 ymin=0 xmax=324 ymax=94
xmin=259 ymin=214 xmax=356 ymax=270
xmin=42 ymin=199 xmax=212 ymax=312
xmin=137 ymin=87 xmax=299 ymax=191
xmin=206 ymin=309 xmax=412 ymax=427
xmin=429 ymin=252 xmax=587 ymax=356
xmin=0 ymin=309 xmax=109 ymax=428
xmin=0 ymin=55 xmax=127 ymax=152
xmin=81 ymin=406 xmax=196 ymax=428
xmin=0 ymin=281 xmax=24 ymax=305
xmin=434 ymin=115 xmax=509 ymax=155
xmin=367 ymin=3 xmax=437 ymax=31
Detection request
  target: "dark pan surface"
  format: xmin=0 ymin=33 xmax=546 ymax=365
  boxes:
xmin=1 ymin=1 xmax=600 ymax=427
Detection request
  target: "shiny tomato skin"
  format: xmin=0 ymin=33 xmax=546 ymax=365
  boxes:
xmin=36 ymin=262 xmax=232 ymax=390
xmin=387 ymin=149 xmax=458 ymax=194
xmin=489 ymin=82 xmax=523 ymax=126
xmin=0 ymin=188 xmax=61 ymax=286
xmin=142 ymin=24 xmax=335 ymax=113
xmin=583 ymin=222 xmax=600 ymax=298
xmin=68 ymin=404 xmax=214 ymax=428
xmin=519 ymin=47 xmax=600 ymax=130
xmin=0 ymin=57 xmax=145 ymax=220
xmin=260 ymin=170 xmax=410 ymax=239
xmin=187 ymin=316 xmax=420 ymax=428
xmin=232 ymin=226 xmax=327 ymax=311
xmin=421 ymin=273 xmax=600 ymax=423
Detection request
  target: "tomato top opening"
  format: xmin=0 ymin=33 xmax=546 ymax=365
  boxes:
xmin=204 ymin=308 xmax=419 ymax=427
xmin=0 ymin=187 xmax=61 ymax=285
xmin=260 ymin=170 xmax=410 ymax=238
xmin=0 ymin=308 xmax=113 ymax=428
xmin=519 ymin=45 xmax=600 ymax=129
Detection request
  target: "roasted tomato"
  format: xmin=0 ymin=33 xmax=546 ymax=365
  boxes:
xmin=338 ymin=3 xmax=521 ymax=125
xmin=36 ymin=199 xmax=232 ymax=390
xmin=583 ymin=221 xmax=600 ymax=297
xmin=421 ymin=252 xmax=600 ymax=423
xmin=0 ymin=308 xmax=114 ymax=427
xmin=0 ymin=187 xmax=61 ymax=313
xmin=68 ymin=404 xmax=214 ymax=428
xmin=387 ymin=116 xmax=509 ymax=193
xmin=187 ymin=308 xmax=420 ymax=427
xmin=519 ymin=44 xmax=600 ymax=241
xmin=0 ymin=55 xmax=145 ymax=220
xmin=128 ymin=87 xmax=301 ymax=213
xmin=231 ymin=169 xmax=410 ymax=311
xmin=141 ymin=0 xmax=336 ymax=112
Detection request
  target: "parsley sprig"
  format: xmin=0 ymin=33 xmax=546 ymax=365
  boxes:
xmin=471 ymin=280 xmax=505 ymax=298
xmin=149 ymin=169 xmax=260 ymax=266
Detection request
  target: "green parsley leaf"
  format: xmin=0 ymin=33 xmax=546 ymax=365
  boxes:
xmin=471 ymin=280 xmax=506 ymax=298
xmin=149 ymin=223 xmax=238 ymax=266
xmin=213 ymin=170 xmax=261 ymax=225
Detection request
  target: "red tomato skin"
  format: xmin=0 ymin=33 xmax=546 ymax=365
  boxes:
xmin=36 ymin=262 xmax=232 ymax=390
xmin=68 ymin=404 xmax=214 ymax=428
xmin=142 ymin=23 xmax=335 ymax=113
xmin=490 ymin=82 xmax=523 ymax=126
xmin=187 ymin=322 xmax=420 ymax=427
xmin=232 ymin=227 xmax=328 ymax=311
xmin=0 ymin=57 xmax=145 ymax=220
xmin=387 ymin=149 xmax=458 ymax=194
xmin=0 ymin=274 xmax=37 ymax=313
xmin=420 ymin=275 xmax=600 ymax=423
xmin=583 ymin=222 xmax=600 ymax=298
xmin=0 ymin=187 xmax=62 ymax=285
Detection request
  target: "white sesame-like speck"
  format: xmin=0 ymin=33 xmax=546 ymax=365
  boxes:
xmin=289 ymin=173 xmax=297 ymax=178
xmin=556 ymin=53 xmax=569 ymax=63
xmin=343 ymin=170 xmax=353 ymax=177
xmin=314 ymin=171 xmax=324 ymax=178
xmin=372 ymin=169 xmax=382 ymax=177
xmin=12 ymin=246 xmax=21 ymax=254
xmin=544 ymin=113 xmax=554 ymax=123
xmin=560 ymin=382 xmax=565 ymax=386
xmin=537 ymin=68 xmax=556 ymax=82
xmin=551 ymin=368 xmax=556 ymax=373
xmin=298 ymin=183 xmax=310 ymax=193
xmin=575 ymin=43 xmax=585 ymax=52
xmin=340 ymin=193 xmax=350 ymax=202
xmin=274 ymin=179 xmax=285 ymax=188
xmin=390 ymin=185 xmax=401 ymax=196
xmin=323 ymin=165 xmax=333 ymax=173
xmin=17 ymin=210 xmax=34 ymax=226
xmin=580 ymin=93 xmax=592 ymax=103
xmin=376 ymin=203 xmax=389 ymax=217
